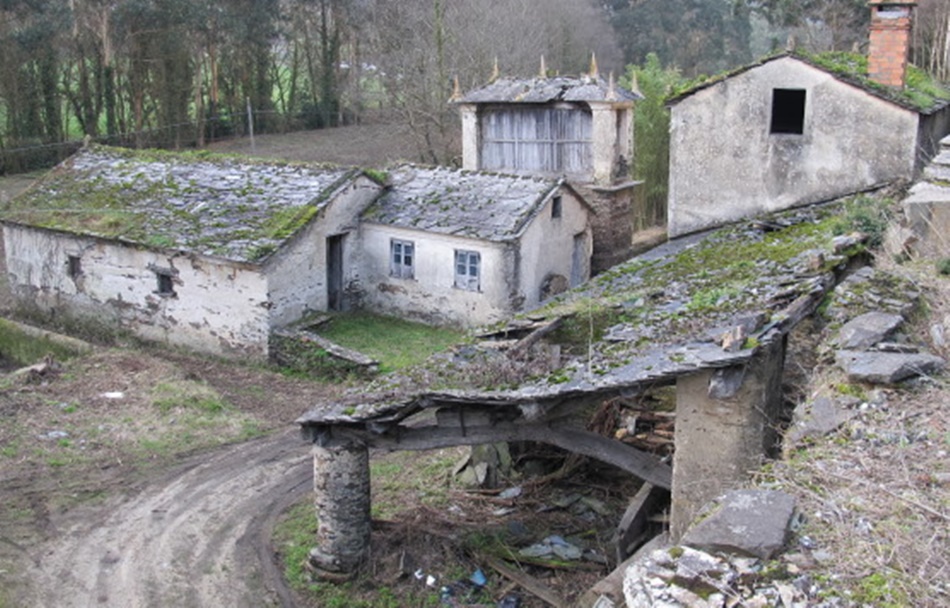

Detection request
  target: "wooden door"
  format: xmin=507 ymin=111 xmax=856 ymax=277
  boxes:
xmin=327 ymin=234 xmax=344 ymax=311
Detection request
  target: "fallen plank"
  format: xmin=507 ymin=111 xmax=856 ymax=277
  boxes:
xmin=482 ymin=555 xmax=568 ymax=608
xmin=508 ymin=317 xmax=564 ymax=359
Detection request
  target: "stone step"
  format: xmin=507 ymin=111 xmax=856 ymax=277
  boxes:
xmin=924 ymin=162 xmax=950 ymax=183
xmin=929 ymin=149 xmax=950 ymax=167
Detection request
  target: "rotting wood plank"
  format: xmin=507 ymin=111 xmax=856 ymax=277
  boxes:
xmin=614 ymin=482 xmax=670 ymax=562
xmin=481 ymin=555 xmax=568 ymax=608
xmin=507 ymin=317 xmax=564 ymax=359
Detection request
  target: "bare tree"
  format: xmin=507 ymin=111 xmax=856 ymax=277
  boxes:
xmin=917 ymin=0 xmax=950 ymax=80
xmin=368 ymin=0 xmax=621 ymax=164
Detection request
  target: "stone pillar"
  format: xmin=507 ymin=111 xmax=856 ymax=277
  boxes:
xmin=458 ymin=104 xmax=479 ymax=171
xmin=309 ymin=442 xmax=371 ymax=579
xmin=670 ymin=338 xmax=786 ymax=541
xmin=590 ymin=105 xmax=619 ymax=185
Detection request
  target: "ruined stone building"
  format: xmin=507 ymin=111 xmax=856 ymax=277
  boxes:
xmin=1 ymin=66 xmax=638 ymax=359
xmin=667 ymin=0 xmax=950 ymax=237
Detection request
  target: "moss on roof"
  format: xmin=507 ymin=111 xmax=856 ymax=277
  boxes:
xmin=0 ymin=145 xmax=360 ymax=263
xmin=799 ymin=51 xmax=950 ymax=114
xmin=669 ymin=51 xmax=950 ymax=114
xmin=363 ymin=164 xmax=562 ymax=242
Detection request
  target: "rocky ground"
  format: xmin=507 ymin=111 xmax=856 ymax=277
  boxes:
xmin=618 ymin=254 xmax=950 ymax=607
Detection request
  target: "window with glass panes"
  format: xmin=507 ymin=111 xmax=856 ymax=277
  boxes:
xmin=454 ymin=250 xmax=480 ymax=291
xmin=390 ymin=239 xmax=414 ymax=279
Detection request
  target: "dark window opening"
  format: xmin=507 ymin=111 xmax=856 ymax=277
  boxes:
xmin=770 ymin=89 xmax=806 ymax=135
xmin=551 ymin=196 xmax=563 ymax=219
xmin=156 ymin=272 xmax=175 ymax=296
xmin=67 ymin=255 xmax=81 ymax=279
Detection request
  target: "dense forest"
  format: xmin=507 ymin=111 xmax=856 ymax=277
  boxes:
xmin=1 ymin=0 xmax=949 ymax=172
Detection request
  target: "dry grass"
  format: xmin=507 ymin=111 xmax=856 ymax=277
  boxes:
xmin=206 ymin=120 xmax=422 ymax=167
xmin=765 ymin=256 xmax=950 ymax=607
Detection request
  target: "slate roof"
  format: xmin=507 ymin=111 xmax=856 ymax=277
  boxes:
xmin=668 ymin=52 xmax=950 ymax=115
xmin=362 ymin=165 xmax=563 ymax=242
xmin=458 ymin=75 xmax=641 ymax=104
xmin=0 ymin=145 xmax=360 ymax=263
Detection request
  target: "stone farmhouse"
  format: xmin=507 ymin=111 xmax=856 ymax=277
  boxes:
xmin=1 ymin=147 xmax=381 ymax=359
xmin=359 ymin=165 xmax=592 ymax=326
xmin=0 ymin=69 xmax=638 ymax=359
xmin=667 ymin=0 xmax=950 ymax=237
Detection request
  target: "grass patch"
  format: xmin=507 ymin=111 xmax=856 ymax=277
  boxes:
xmin=828 ymin=194 xmax=894 ymax=249
xmin=273 ymin=500 xmax=318 ymax=591
xmin=317 ymin=313 xmax=464 ymax=372
xmin=0 ymin=319 xmax=85 ymax=367
xmin=150 ymin=381 xmax=230 ymax=414
xmin=273 ymin=499 xmax=437 ymax=608
xmin=370 ymin=450 xmax=460 ymax=519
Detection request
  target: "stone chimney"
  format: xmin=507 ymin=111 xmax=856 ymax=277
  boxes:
xmin=867 ymin=0 xmax=917 ymax=88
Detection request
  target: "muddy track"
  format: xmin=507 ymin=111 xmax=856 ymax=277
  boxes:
xmin=22 ymin=429 xmax=311 ymax=608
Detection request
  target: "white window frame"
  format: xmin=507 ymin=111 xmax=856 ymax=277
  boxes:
xmin=390 ymin=239 xmax=415 ymax=279
xmin=454 ymin=250 xmax=480 ymax=291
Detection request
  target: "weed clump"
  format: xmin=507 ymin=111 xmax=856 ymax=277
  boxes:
xmin=830 ymin=195 xmax=894 ymax=249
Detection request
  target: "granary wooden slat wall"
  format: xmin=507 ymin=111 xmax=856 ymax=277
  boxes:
xmin=480 ymin=107 xmax=593 ymax=176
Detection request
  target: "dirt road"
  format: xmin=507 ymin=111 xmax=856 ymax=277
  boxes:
xmin=19 ymin=430 xmax=312 ymax=608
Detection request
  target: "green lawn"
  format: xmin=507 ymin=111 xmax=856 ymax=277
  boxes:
xmin=317 ymin=313 xmax=465 ymax=372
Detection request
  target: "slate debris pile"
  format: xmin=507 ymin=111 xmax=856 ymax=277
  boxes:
xmin=826 ymin=266 xmax=946 ymax=383
xmin=617 ymin=258 xmax=947 ymax=607
xmin=620 ymin=491 xmax=845 ymax=608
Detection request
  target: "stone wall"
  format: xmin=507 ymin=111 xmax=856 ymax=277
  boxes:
xmin=2 ymin=224 xmax=271 ymax=358
xmin=573 ymin=184 xmax=635 ymax=273
xmin=668 ymin=56 xmax=920 ymax=237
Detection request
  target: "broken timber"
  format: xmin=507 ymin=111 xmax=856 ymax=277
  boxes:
xmin=296 ymin=222 xmax=870 ymax=578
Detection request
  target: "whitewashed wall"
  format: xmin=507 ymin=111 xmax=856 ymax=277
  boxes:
xmin=358 ymin=224 xmax=514 ymax=327
xmin=266 ymin=176 xmax=381 ymax=325
xmin=669 ymin=57 xmax=920 ymax=237
xmin=3 ymin=224 xmax=271 ymax=358
xmin=517 ymin=188 xmax=592 ymax=308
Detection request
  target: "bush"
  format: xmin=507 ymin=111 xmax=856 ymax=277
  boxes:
xmin=831 ymin=195 xmax=894 ymax=249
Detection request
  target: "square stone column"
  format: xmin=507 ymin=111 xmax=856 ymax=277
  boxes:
xmin=670 ymin=338 xmax=786 ymax=541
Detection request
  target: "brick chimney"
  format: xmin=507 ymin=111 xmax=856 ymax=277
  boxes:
xmin=867 ymin=0 xmax=917 ymax=88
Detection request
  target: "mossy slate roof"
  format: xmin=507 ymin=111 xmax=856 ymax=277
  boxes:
xmin=668 ymin=52 xmax=950 ymax=115
xmin=0 ymin=146 xmax=359 ymax=263
xmin=364 ymin=165 xmax=562 ymax=242
xmin=458 ymin=75 xmax=641 ymax=104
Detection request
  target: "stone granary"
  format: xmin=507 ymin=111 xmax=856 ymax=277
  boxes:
xmin=0 ymin=146 xmax=594 ymax=357
xmin=296 ymin=202 xmax=876 ymax=581
xmin=898 ymin=134 xmax=950 ymax=259
xmin=454 ymin=62 xmax=642 ymax=272
xmin=667 ymin=0 xmax=950 ymax=237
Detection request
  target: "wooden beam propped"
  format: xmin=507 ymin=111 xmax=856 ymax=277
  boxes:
xmin=308 ymin=420 xmax=672 ymax=490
